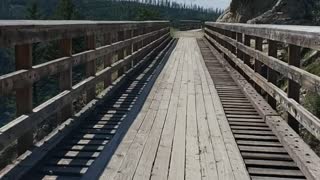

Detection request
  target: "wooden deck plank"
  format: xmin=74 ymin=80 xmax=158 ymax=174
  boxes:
xmin=150 ymin=41 xmax=184 ymax=180
xmin=112 ymin=40 xmax=181 ymax=180
xmin=185 ymin=38 xmax=202 ymax=180
xmin=101 ymin=35 xmax=249 ymax=180
xmin=193 ymin=38 xmax=219 ymax=180
xmin=196 ymin=43 xmax=236 ymax=180
xmin=132 ymin=41 xmax=184 ymax=180
xmin=197 ymin=41 xmax=250 ymax=180
xmin=168 ymin=40 xmax=188 ymax=180
xmin=99 ymin=40 xmax=179 ymax=180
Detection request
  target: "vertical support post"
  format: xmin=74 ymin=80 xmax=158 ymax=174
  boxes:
xmin=254 ymin=37 xmax=263 ymax=93
xmin=15 ymin=44 xmax=33 ymax=155
xmin=86 ymin=34 xmax=96 ymax=102
xmin=126 ymin=29 xmax=133 ymax=68
xmin=104 ymin=33 xmax=112 ymax=89
xmin=231 ymin=32 xmax=237 ymax=54
xmin=117 ymin=31 xmax=125 ymax=76
xmin=267 ymin=40 xmax=278 ymax=109
xmin=236 ymin=33 xmax=243 ymax=60
xmin=132 ymin=29 xmax=139 ymax=66
xmin=244 ymin=35 xmax=251 ymax=66
xmin=58 ymin=38 xmax=73 ymax=124
xmin=288 ymin=44 xmax=301 ymax=133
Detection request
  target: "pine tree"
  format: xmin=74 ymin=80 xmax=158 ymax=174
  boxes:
xmin=27 ymin=1 xmax=41 ymax=19
xmin=54 ymin=0 xmax=75 ymax=20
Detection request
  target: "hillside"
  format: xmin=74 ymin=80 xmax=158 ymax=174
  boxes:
xmin=0 ymin=0 xmax=222 ymax=21
xmin=217 ymin=0 xmax=315 ymax=24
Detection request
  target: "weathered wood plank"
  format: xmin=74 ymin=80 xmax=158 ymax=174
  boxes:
xmin=193 ymin=40 xmax=218 ymax=180
xmin=0 ymin=28 xmax=169 ymax=95
xmin=185 ymin=38 xmax=201 ymax=180
xmin=99 ymin=38 xmax=175 ymax=180
xmin=287 ymin=44 xmax=301 ymax=132
xmin=15 ymin=43 xmax=34 ymax=155
xmin=204 ymin=37 xmax=320 ymax=180
xmin=0 ymin=21 xmax=169 ymax=47
xmin=132 ymin=40 xmax=181 ymax=180
xmin=206 ymin=22 xmax=320 ymax=50
xmin=0 ymin=33 xmax=170 ymax=153
xmin=199 ymin=40 xmax=250 ymax=180
xmin=58 ymin=38 xmax=73 ymax=124
xmin=205 ymin=33 xmax=320 ymax=141
xmin=150 ymin=43 xmax=183 ymax=180
xmin=168 ymin=40 xmax=188 ymax=180
xmin=205 ymin=28 xmax=320 ymax=95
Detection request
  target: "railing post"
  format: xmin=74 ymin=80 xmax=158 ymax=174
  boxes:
xmin=254 ymin=37 xmax=263 ymax=93
xmin=104 ymin=33 xmax=112 ymax=89
xmin=117 ymin=31 xmax=125 ymax=76
xmin=288 ymin=44 xmax=301 ymax=133
xmin=86 ymin=34 xmax=96 ymax=102
xmin=267 ymin=40 xmax=278 ymax=109
xmin=127 ymin=29 xmax=133 ymax=68
xmin=236 ymin=33 xmax=243 ymax=60
xmin=58 ymin=38 xmax=73 ymax=124
xmin=231 ymin=32 xmax=237 ymax=54
xmin=244 ymin=35 xmax=251 ymax=66
xmin=15 ymin=44 xmax=33 ymax=155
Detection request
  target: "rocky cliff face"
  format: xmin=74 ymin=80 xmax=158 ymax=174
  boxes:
xmin=217 ymin=0 xmax=314 ymax=24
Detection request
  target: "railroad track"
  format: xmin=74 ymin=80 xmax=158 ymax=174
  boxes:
xmin=3 ymin=39 xmax=176 ymax=180
xmin=197 ymin=39 xmax=307 ymax=180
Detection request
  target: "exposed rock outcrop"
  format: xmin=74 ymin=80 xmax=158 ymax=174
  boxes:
xmin=217 ymin=0 xmax=314 ymax=24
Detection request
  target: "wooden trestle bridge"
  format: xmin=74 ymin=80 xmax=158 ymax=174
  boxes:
xmin=0 ymin=21 xmax=320 ymax=180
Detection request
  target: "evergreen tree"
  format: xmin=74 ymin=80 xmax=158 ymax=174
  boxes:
xmin=26 ymin=1 xmax=41 ymax=19
xmin=54 ymin=0 xmax=75 ymax=20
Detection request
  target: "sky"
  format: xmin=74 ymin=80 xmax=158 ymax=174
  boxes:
xmin=177 ymin=0 xmax=231 ymax=9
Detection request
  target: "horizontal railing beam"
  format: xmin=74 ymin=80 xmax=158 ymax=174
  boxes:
xmin=0 ymin=32 xmax=170 ymax=152
xmin=0 ymin=21 xmax=169 ymax=47
xmin=205 ymin=32 xmax=320 ymax=140
xmin=206 ymin=22 xmax=320 ymax=50
xmin=205 ymin=28 xmax=320 ymax=95
xmin=0 ymin=27 xmax=169 ymax=95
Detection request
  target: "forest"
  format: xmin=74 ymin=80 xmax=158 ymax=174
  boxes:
xmin=0 ymin=0 xmax=223 ymax=20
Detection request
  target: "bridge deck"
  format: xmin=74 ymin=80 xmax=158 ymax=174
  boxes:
xmin=100 ymin=36 xmax=249 ymax=180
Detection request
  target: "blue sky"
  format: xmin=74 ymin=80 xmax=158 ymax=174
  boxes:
xmin=177 ymin=0 xmax=231 ymax=9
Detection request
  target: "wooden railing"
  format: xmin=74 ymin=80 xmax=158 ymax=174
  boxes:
xmin=204 ymin=22 xmax=320 ymax=141
xmin=0 ymin=20 xmax=170 ymax=156
xmin=204 ymin=22 xmax=320 ymax=180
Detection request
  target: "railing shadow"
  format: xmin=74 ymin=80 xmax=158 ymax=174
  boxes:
xmin=16 ymin=40 xmax=177 ymax=180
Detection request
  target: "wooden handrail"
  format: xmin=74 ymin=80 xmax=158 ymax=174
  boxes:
xmin=206 ymin=22 xmax=320 ymax=50
xmin=205 ymin=22 xmax=320 ymax=141
xmin=0 ymin=21 xmax=170 ymax=155
xmin=0 ymin=20 xmax=169 ymax=47
xmin=205 ymin=28 xmax=320 ymax=95
xmin=0 ymin=28 xmax=169 ymax=95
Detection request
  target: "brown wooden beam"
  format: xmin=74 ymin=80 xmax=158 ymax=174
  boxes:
xmin=104 ymin=33 xmax=112 ymax=89
xmin=267 ymin=40 xmax=278 ymax=109
xmin=58 ymin=38 xmax=73 ymax=124
xmin=86 ymin=34 xmax=96 ymax=102
xmin=244 ymin=35 xmax=251 ymax=67
xmin=254 ymin=37 xmax=263 ymax=93
xmin=15 ymin=43 xmax=33 ymax=155
xmin=288 ymin=44 xmax=301 ymax=133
